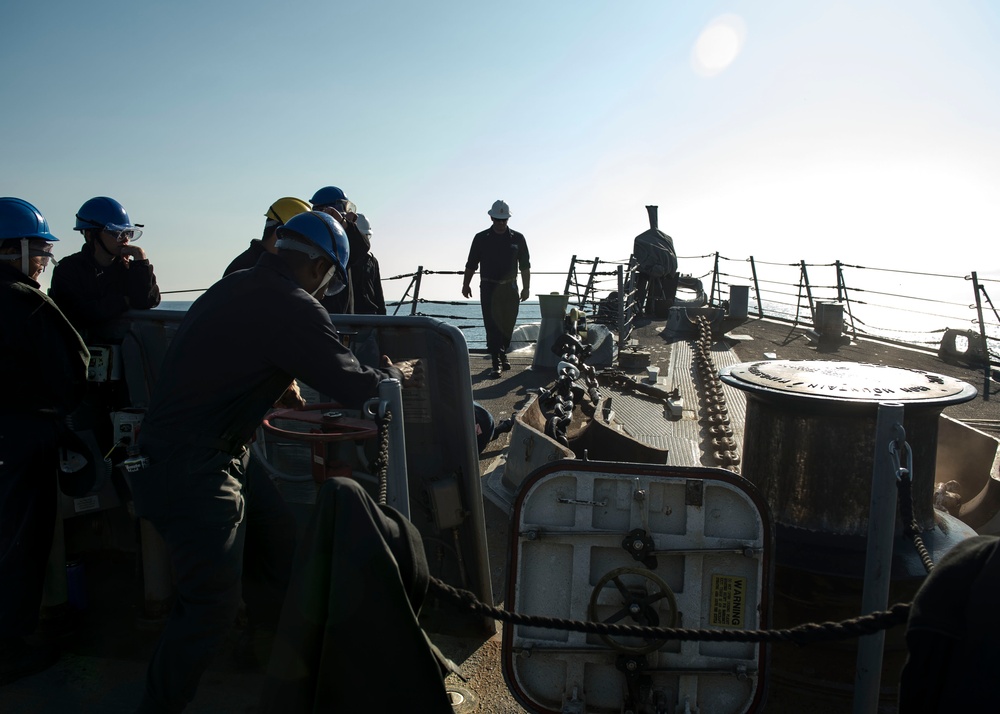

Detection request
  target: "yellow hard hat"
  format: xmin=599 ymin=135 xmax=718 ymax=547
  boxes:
xmin=266 ymin=197 xmax=311 ymax=225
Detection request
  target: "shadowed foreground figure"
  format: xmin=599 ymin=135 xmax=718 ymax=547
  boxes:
xmin=131 ymin=211 xmax=417 ymax=712
xmin=261 ymin=477 xmax=454 ymax=713
xmin=0 ymin=198 xmax=90 ymax=684
xmin=898 ymin=534 xmax=1000 ymax=712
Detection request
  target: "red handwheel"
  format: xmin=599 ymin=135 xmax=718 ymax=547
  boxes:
xmin=262 ymin=403 xmax=379 ymax=483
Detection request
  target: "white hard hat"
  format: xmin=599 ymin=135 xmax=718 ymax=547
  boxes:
xmin=488 ymin=200 xmax=511 ymax=220
xmin=355 ymin=213 xmax=372 ymax=236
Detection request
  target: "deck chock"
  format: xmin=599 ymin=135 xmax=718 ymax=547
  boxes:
xmin=938 ymin=327 xmax=989 ymax=366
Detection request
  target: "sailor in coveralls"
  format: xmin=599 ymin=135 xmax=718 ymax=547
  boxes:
xmin=462 ymin=199 xmax=531 ymax=377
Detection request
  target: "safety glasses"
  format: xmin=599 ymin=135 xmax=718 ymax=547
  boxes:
xmin=76 ymin=216 xmax=143 ymax=242
xmin=103 ymin=226 xmax=143 ymax=243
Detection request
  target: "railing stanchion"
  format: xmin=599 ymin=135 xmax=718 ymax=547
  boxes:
xmin=616 ymin=264 xmax=626 ymax=356
xmin=853 ymin=403 xmax=903 ymax=714
xmin=584 ymin=257 xmax=600 ymax=313
xmin=800 ymin=260 xmax=816 ymax=325
xmin=564 ymin=255 xmax=578 ymax=300
xmin=411 ymin=266 xmax=423 ymax=316
xmin=708 ymin=252 xmax=720 ymax=307
xmin=749 ymin=256 xmax=763 ymax=318
xmin=972 ymin=272 xmax=990 ymax=401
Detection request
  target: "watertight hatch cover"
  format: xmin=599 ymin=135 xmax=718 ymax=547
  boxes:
xmin=503 ymin=461 xmax=773 ymax=714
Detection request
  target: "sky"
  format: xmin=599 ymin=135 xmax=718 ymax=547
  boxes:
xmin=3 ymin=0 xmax=999 ymax=302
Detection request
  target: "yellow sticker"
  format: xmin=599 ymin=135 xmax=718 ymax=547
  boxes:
xmin=709 ymin=574 xmax=748 ymax=628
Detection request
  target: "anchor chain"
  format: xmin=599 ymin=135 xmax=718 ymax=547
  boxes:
xmin=366 ymin=347 xmax=919 ymax=650
xmin=692 ymin=315 xmax=741 ymax=473
xmin=890 ymin=424 xmax=935 ymax=573
xmin=538 ymin=309 xmax=601 ymax=446
xmin=372 ymin=408 xmax=393 ymax=506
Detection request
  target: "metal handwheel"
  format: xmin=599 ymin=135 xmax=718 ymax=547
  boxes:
xmin=263 ymin=402 xmax=379 ymax=442
xmin=262 ymin=402 xmax=379 ymax=483
xmin=588 ymin=566 xmax=678 ymax=655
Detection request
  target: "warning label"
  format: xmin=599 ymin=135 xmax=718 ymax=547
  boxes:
xmin=709 ymin=574 xmax=748 ymax=628
xmin=402 ymin=388 xmax=432 ymax=423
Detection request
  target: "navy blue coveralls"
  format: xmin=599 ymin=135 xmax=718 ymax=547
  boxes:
xmin=464 ymin=226 xmax=530 ymax=359
xmin=0 ymin=262 xmax=90 ymax=641
xmin=131 ymin=251 xmax=402 ymax=713
xmin=49 ymin=242 xmax=160 ymax=334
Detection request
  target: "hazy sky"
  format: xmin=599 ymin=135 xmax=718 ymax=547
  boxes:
xmin=3 ymin=0 xmax=998 ymax=300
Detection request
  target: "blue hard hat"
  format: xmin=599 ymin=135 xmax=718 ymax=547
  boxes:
xmin=74 ymin=196 xmax=140 ymax=234
xmin=310 ymin=186 xmax=347 ymax=207
xmin=277 ymin=211 xmax=350 ymax=274
xmin=0 ymin=197 xmax=59 ymax=242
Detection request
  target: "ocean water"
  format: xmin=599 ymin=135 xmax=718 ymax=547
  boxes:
xmin=156 ymin=299 xmax=543 ymax=351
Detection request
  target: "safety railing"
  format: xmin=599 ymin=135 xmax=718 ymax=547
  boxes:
xmin=381 ymin=257 xmax=641 ymax=355
xmin=696 ymin=251 xmax=1000 ymax=396
xmin=161 ymin=253 xmax=1000 ymax=384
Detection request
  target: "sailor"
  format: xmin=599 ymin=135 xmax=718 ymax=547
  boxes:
xmin=49 ymin=196 xmax=160 ymax=334
xmin=349 ymin=213 xmax=386 ymax=316
xmin=310 ymin=185 xmax=385 ymax=318
xmin=462 ymin=199 xmax=531 ymax=378
xmin=130 ymin=211 xmax=419 ymax=713
xmin=225 ymin=197 xmax=314 ymax=408
xmin=0 ymin=198 xmax=90 ymax=684
xmin=310 ymin=185 xmax=359 ymax=314
xmin=224 ymin=196 xmax=311 ymax=277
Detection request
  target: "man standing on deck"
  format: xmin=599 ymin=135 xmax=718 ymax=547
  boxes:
xmin=310 ymin=185 xmax=362 ymax=314
xmin=462 ymin=200 xmax=531 ymax=378
xmin=0 ymin=198 xmax=90 ymax=684
xmin=348 ymin=213 xmax=386 ymax=316
xmin=129 ymin=211 xmax=419 ymax=713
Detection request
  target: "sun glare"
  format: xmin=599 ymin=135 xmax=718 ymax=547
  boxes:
xmin=692 ymin=14 xmax=746 ymax=77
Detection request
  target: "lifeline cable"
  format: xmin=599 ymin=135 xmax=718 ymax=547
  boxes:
xmin=428 ymin=577 xmax=910 ymax=646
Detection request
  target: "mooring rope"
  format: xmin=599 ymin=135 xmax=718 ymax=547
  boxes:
xmin=428 ymin=577 xmax=910 ymax=645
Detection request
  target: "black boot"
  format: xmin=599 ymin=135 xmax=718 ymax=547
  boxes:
xmin=500 ymin=351 xmax=511 ymax=371
xmin=490 ymin=355 xmax=502 ymax=378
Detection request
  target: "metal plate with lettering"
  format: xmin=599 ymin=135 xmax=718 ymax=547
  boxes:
xmin=710 ymin=574 xmax=748 ymax=628
xmin=720 ymin=360 xmax=977 ymax=406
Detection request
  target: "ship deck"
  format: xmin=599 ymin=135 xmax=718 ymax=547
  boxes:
xmin=4 ymin=314 xmax=998 ymax=713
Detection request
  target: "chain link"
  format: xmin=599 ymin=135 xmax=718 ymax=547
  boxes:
xmin=888 ymin=424 xmax=934 ymax=573
xmin=888 ymin=424 xmax=913 ymax=483
xmin=372 ymin=408 xmax=392 ymax=506
xmin=539 ymin=310 xmax=601 ymax=446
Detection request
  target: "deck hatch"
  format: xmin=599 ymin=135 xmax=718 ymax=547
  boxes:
xmin=503 ymin=461 xmax=773 ymax=714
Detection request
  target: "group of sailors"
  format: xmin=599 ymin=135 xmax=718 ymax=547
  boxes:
xmin=0 ymin=191 xmax=454 ymax=712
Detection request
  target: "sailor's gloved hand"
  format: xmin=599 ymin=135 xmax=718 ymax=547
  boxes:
xmin=275 ymin=380 xmax=306 ymax=408
xmin=462 ymin=284 xmax=473 ymax=299
xmin=382 ymin=356 xmax=425 ymax=388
